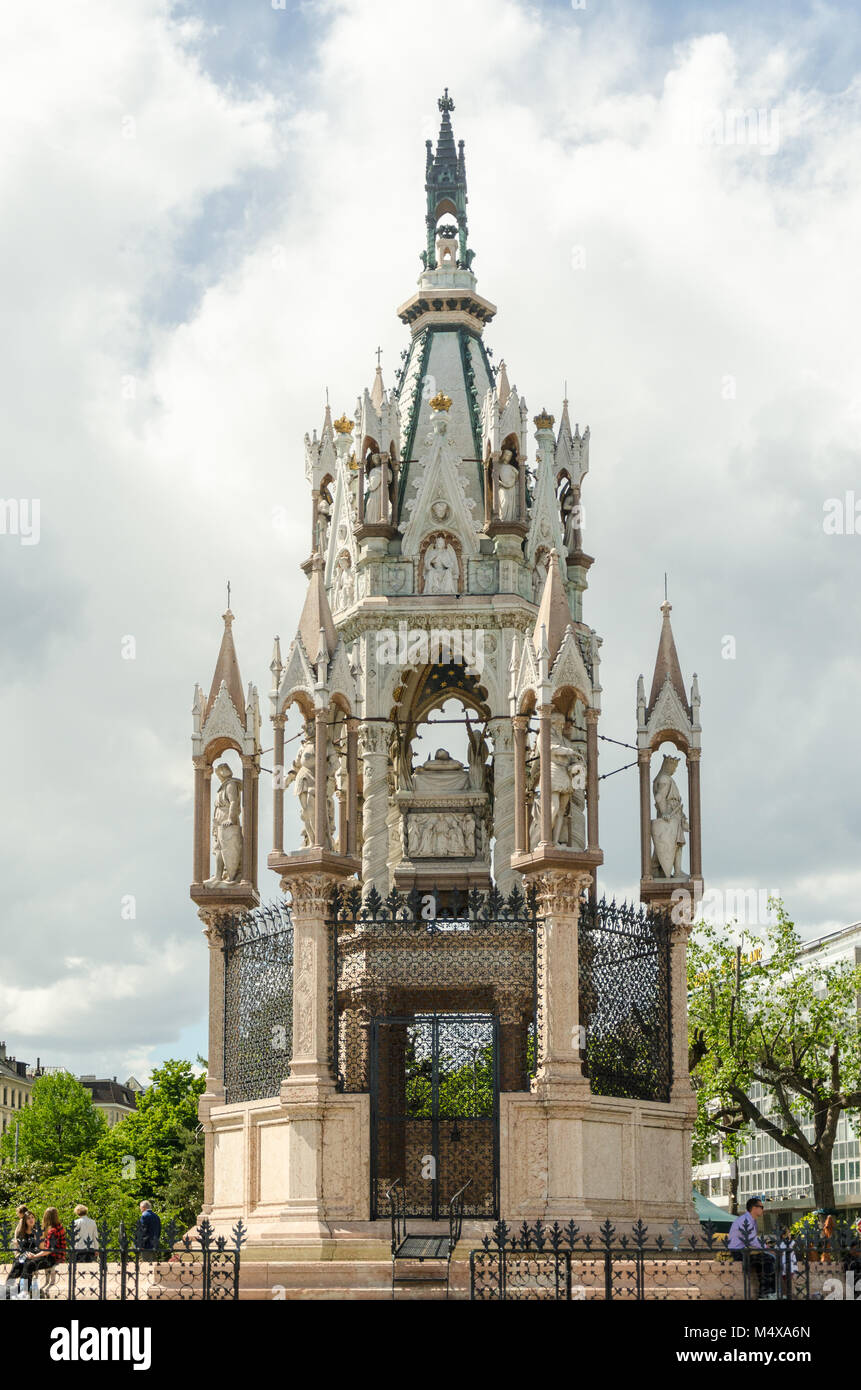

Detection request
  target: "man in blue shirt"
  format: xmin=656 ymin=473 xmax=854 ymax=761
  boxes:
xmin=727 ymin=1197 xmax=776 ymax=1298
xmin=138 ymin=1200 xmax=162 ymax=1254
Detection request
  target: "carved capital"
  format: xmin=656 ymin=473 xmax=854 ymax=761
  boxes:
xmin=197 ymin=907 xmax=235 ymax=941
xmin=280 ymin=872 xmax=337 ymax=917
xmin=533 ymin=869 xmax=592 ymax=917
xmin=359 ymin=721 xmax=389 ymax=757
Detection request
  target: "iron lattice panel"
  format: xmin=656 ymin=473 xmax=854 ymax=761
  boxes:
xmin=371 ymin=1013 xmax=499 ymax=1220
xmin=330 ymin=884 xmax=538 ymax=1097
xmin=223 ymin=902 xmax=293 ymax=1104
xmin=578 ymin=896 xmax=672 ymax=1102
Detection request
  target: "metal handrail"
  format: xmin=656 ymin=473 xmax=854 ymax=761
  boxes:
xmin=448 ymin=1179 xmax=471 ymax=1250
xmin=385 ymin=1178 xmax=406 ymax=1256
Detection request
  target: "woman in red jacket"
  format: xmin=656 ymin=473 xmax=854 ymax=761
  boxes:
xmin=20 ymin=1207 xmax=66 ymax=1292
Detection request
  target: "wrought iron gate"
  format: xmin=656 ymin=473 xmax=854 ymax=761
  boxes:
xmin=370 ymin=1013 xmax=499 ymax=1221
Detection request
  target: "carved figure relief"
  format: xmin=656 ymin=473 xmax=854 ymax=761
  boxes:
xmin=495 ymin=447 xmax=520 ymax=522
xmin=423 ymin=534 xmax=459 ymax=594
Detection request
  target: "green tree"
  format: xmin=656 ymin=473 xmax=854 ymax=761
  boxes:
xmin=688 ymin=903 xmax=861 ymax=1210
xmin=0 ymin=1072 xmax=106 ymax=1168
xmin=97 ymin=1058 xmax=205 ymax=1204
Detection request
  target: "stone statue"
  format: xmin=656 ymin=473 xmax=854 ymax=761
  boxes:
xmin=316 ymin=489 xmax=332 ymax=555
xmin=205 ymin=763 xmax=243 ymax=885
xmin=466 ymin=721 xmax=489 ymax=792
xmin=424 ymin=535 xmax=458 ymax=595
xmin=412 ymin=748 xmax=470 ymax=794
xmin=532 ymin=550 xmax=549 ymax=602
xmin=332 ymin=554 xmax=354 ymax=611
xmin=651 ymin=754 xmax=689 ymax=878
xmin=529 ymin=716 xmax=586 ymax=847
xmin=495 ymin=448 xmax=520 ymax=523
xmin=561 ymin=487 xmax=581 ymax=555
xmin=285 ymin=734 xmax=317 ymax=847
xmin=549 ymin=715 xmax=586 ymax=846
xmin=364 ymin=453 xmax=391 ymax=525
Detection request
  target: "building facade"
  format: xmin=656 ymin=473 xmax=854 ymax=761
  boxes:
xmin=79 ymin=1076 xmax=141 ymax=1127
xmin=0 ymin=1042 xmax=32 ymax=1139
xmin=189 ymin=94 xmax=705 ymax=1249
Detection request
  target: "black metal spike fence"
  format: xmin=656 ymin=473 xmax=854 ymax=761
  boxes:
xmin=469 ymin=1217 xmax=861 ymax=1301
xmin=0 ymin=1217 xmax=246 ymax=1301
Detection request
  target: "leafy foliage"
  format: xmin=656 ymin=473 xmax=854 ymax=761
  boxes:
xmin=0 ymin=1059 xmax=206 ymax=1238
xmin=0 ymin=1072 xmax=106 ymax=1168
xmin=688 ymin=903 xmax=861 ymax=1209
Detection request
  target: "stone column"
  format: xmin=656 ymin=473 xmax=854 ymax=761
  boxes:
xmin=272 ymin=714 xmax=285 ymax=854
xmin=538 ymin=703 xmax=553 ymax=846
xmin=198 ymin=909 xmax=228 ymax=1216
xmin=240 ymin=754 xmax=256 ymax=885
xmin=360 ymin=721 xmax=390 ymax=895
xmin=669 ymin=915 xmax=695 ymax=1101
xmin=585 ymin=708 xmax=599 ymax=854
xmin=687 ymin=751 xmax=702 ymax=880
xmin=281 ymin=872 xmax=335 ymax=1093
xmin=314 ymin=707 xmax=328 ymax=848
xmin=346 ymin=718 xmax=359 ymax=859
xmin=638 ymin=749 xmax=651 ymax=879
xmin=493 ymin=720 xmax=516 ymax=894
xmin=192 ymin=756 xmax=207 ymax=883
xmin=512 ymin=715 xmax=528 ymax=855
xmin=532 ymin=870 xmax=592 ymax=1097
xmin=277 ymin=869 xmax=338 ymax=1236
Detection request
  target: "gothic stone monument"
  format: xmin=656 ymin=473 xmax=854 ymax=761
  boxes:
xmin=189 ymin=93 xmax=703 ymax=1252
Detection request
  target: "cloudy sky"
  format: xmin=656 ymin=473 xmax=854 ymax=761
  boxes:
xmin=1 ymin=0 xmax=859 ymax=1081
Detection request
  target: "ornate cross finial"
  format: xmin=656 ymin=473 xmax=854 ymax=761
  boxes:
xmin=375 ymin=345 xmax=382 ymax=367
xmin=438 ymin=88 xmax=454 ymax=114
xmin=664 ymin=572 xmax=668 ymax=603
xmin=226 ymin=579 xmax=231 ymax=611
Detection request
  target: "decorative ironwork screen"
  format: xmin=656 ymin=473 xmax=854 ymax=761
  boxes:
xmin=371 ymin=1013 xmax=499 ymax=1220
xmin=222 ymin=901 xmax=293 ymax=1104
xmin=329 ymin=884 xmax=539 ymax=1097
xmin=578 ymin=897 xmax=672 ymax=1102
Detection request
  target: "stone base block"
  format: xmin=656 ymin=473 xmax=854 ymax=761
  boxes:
xmin=499 ymin=1090 xmax=697 ymax=1229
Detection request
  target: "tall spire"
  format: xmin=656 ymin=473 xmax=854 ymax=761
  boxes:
xmin=297 ymin=554 xmax=337 ymax=662
xmin=205 ymin=608 xmax=246 ymax=719
xmin=422 ymin=89 xmax=473 ymax=271
xmin=532 ymin=549 xmax=573 ymax=666
xmin=647 ymin=600 xmax=690 ymax=717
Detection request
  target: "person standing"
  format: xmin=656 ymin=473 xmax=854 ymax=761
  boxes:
xmin=727 ymin=1197 xmax=777 ymax=1299
xmin=72 ymin=1204 xmax=100 ymax=1263
xmin=138 ymin=1200 xmax=161 ymax=1255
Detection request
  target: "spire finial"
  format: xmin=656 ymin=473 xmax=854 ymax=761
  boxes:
xmin=375 ymin=344 xmax=382 ymax=368
xmin=438 ymin=88 xmax=454 ymax=114
xmin=226 ymin=579 xmax=231 ymax=613
xmin=664 ymin=572 xmax=668 ymax=604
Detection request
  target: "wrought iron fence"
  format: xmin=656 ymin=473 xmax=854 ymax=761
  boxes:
xmin=222 ymin=900 xmax=293 ymax=1103
xmin=578 ymin=896 xmax=672 ymax=1102
xmin=469 ymin=1218 xmax=861 ymax=1301
xmin=328 ymin=884 xmax=539 ymax=1094
xmin=0 ymin=1217 xmax=245 ymax=1301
